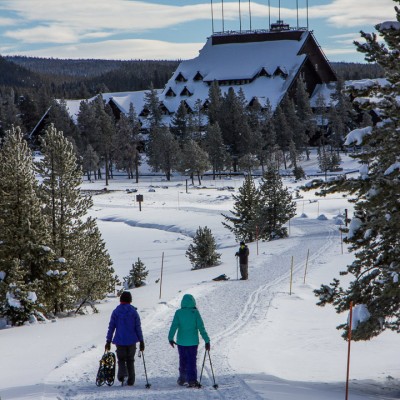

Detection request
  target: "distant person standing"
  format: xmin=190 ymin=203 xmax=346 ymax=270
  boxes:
xmin=168 ymin=294 xmax=210 ymax=388
xmin=235 ymin=241 xmax=249 ymax=280
xmin=105 ymin=291 xmax=145 ymax=386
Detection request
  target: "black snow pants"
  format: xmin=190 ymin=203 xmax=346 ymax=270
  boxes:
xmin=116 ymin=344 xmax=136 ymax=385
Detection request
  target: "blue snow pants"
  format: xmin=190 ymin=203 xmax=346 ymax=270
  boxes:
xmin=177 ymin=344 xmax=198 ymax=384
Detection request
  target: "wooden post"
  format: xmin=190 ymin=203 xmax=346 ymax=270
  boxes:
xmin=345 ymin=301 xmax=353 ymax=400
xmin=256 ymin=225 xmax=259 ymax=256
xmin=341 ymin=229 xmax=344 ymax=254
xmin=289 ymin=256 xmax=294 ymax=295
xmin=186 ymin=179 xmax=188 ymax=194
xmin=159 ymin=252 xmax=164 ymax=300
xmin=288 ymin=218 xmax=291 ymax=236
xmin=303 ymin=249 xmax=310 ymax=284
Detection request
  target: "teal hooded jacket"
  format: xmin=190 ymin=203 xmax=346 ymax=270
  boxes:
xmin=168 ymin=294 xmax=210 ymax=346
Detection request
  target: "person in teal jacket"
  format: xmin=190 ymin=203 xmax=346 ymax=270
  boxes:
xmin=168 ymin=294 xmax=210 ymax=387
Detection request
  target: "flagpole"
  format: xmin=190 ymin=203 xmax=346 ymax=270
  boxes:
xmin=211 ymin=0 xmax=214 ymax=33
xmin=249 ymin=0 xmax=252 ymax=31
xmin=239 ymin=0 xmax=242 ymax=32
xmin=222 ymin=0 xmax=225 ymax=32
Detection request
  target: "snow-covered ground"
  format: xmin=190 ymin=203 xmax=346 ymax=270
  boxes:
xmin=0 ymin=152 xmax=399 ymax=400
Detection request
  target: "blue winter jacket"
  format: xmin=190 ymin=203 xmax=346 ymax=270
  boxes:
xmin=106 ymin=303 xmax=144 ymax=346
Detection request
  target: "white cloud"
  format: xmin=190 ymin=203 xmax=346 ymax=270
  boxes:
xmin=309 ymin=0 xmax=395 ymax=27
xmin=0 ymin=1 xmax=212 ymax=44
xmin=3 ymin=38 xmax=204 ymax=60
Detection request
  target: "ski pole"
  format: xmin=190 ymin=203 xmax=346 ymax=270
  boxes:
xmin=198 ymin=349 xmax=207 ymax=387
xmin=207 ymin=350 xmax=218 ymax=389
xmin=140 ymin=350 xmax=151 ymax=389
xmin=236 ymin=256 xmax=239 ymax=280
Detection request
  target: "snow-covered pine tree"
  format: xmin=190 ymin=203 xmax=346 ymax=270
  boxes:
xmin=37 ymin=125 xmax=115 ymax=313
xmin=256 ymin=166 xmax=296 ymax=240
xmin=124 ymin=258 xmax=149 ymax=289
xmin=222 ymin=175 xmax=260 ymax=242
xmin=186 ymin=226 xmax=221 ymax=270
xmin=0 ymin=126 xmax=51 ymax=324
xmin=0 ymin=260 xmax=39 ymax=326
xmin=314 ymin=2 xmax=400 ymax=340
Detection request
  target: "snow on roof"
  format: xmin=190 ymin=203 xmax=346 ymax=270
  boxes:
xmin=310 ymin=82 xmax=337 ymax=107
xmin=310 ymin=78 xmax=388 ymax=108
xmin=64 ymin=90 xmax=162 ymax=123
xmin=160 ymin=32 xmax=309 ymax=112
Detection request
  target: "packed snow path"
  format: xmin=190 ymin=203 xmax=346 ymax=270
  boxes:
xmin=40 ymin=217 xmax=345 ymax=400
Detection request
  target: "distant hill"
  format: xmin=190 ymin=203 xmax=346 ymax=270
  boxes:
xmin=3 ymin=56 xmax=180 ymax=96
xmin=0 ymin=56 xmax=43 ymax=88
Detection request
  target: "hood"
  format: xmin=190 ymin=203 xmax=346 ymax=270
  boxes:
xmin=181 ymin=294 xmax=196 ymax=309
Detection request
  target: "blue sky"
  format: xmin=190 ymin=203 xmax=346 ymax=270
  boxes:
xmin=0 ymin=0 xmax=396 ymax=62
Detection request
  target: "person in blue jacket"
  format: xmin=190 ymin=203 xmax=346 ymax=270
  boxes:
xmin=168 ymin=294 xmax=210 ymax=388
xmin=105 ymin=291 xmax=145 ymax=386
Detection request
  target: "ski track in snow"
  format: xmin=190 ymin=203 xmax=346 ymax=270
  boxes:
xmin=39 ymin=217 xmax=339 ymax=400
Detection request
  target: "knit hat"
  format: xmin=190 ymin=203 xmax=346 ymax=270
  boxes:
xmin=120 ymin=291 xmax=132 ymax=303
xmin=240 ymin=241 xmax=245 ymax=246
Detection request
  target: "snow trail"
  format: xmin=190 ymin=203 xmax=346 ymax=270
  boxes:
xmin=44 ymin=218 xmax=338 ymax=399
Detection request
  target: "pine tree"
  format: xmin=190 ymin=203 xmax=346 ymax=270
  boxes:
xmin=177 ymin=139 xmax=210 ymax=185
xmin=143 ymin=84 xmax=163 ymax=129
xmin=170 ymin=101 xmax=189 ymax=143
xmin=207 ymin=81 xmax=223 ymax=126
xmin=222 ymin=176 xmax=260 ymax=242
xmin=256 ymin=166 xmax=296 ymax=240
xmin=295 ymin=79 xmax=316 ymax=160
xmin=0 ymin=260 xmax=39 ymax=326
xmin=124 ymin=258 xmax=149 ymax=289
xmin=82 ymin=144 xmax=99 ymax=181
xmin=147 ymin=126 xmax=179 ymax=181
xmin=203 ymin=122 xmax=228 ymax=179
xmin=273 ymin=103 xmax=292 ymax=169
xmin=186 ymin=226 xmax=221 ymax=270
xmin=37 ymin=125 xmax=114 ymax=313
xmin=314 ymin=2 xmax=400 ymax=340
xmin=114 ymin=108 xmax=141 ymax=180
xmin=0 ymin=126 xmax=51 ymax=324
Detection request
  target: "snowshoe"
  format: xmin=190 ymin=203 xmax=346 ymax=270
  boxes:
xmin=95 ymin=351 xmax=116 ymax=386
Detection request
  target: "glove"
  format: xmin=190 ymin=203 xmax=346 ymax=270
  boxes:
xmin=169 ymin=340 xmax=175 ymax=348
xmin=105 ymin=341 xmax=111 ymax=351
xmin=205 ymin=342 xmax=210 ymax=351
xmin=139 ymin=341 xmax=145 ymax=352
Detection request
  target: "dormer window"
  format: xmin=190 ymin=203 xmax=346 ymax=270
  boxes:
xmin=258 ymin=67 xmax=271 ymax=78
xmin=160 ymin=102 xmax=172 ymax=115
xmin=175 ymin=72 xmax=187 ymax=83
xmin=165 ymin=87 xmax=176 ymax=97
xmin=193 ymin=71 xmax=203 ymax=81
xmin=139 ymin=107 xmax=150 ymax=117
xmin=273 ymin=67 xmax=288 ymax=79
xmin=183 ymin=101 xmax=193 ymax=113
xmin=180 ymin=86 xmax=193 ymax=97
